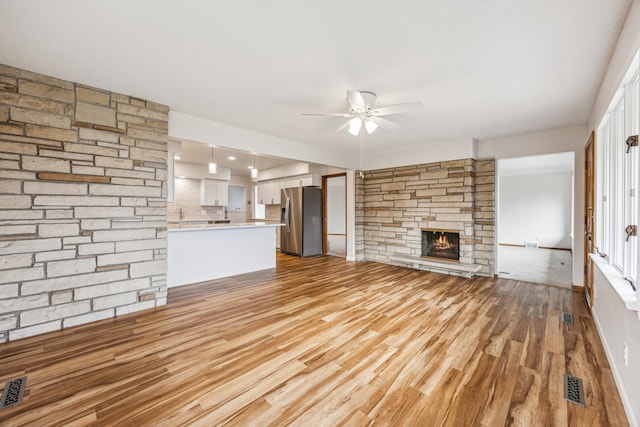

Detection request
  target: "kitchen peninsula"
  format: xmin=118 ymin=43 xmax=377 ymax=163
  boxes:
xmin=167 ymin=221 xmax=282 ymax=287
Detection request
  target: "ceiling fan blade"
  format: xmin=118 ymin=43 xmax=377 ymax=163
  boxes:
xmin=347 ymin=90 xmax=365 ymax=110
xmin=370 ymin=116 xmax=400 ymax=130
xmin=302 ymin=112 xmax=352 ymax=117
xmin=370 ymin=102 xmax=423 ymax=116
xmin=337 ymin=119 xmax=352 ymax=131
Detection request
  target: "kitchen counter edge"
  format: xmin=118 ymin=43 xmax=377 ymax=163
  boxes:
xmin=168 ymin=222 xmax=284 ymax=232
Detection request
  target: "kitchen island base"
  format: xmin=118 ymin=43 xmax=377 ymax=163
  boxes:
xmin=168 ymin=223 xmax=281 ymax=287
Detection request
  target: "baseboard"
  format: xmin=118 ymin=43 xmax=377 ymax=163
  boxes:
xmin=571 ymin=285 xmax=583 ymax=293
xmin=539 ymin=246 xmax=572 ymax=252
xmin=591 ymin=310 xmax=637 ymax=427
xmin=498 ymin=243 xmax=572 ymax=251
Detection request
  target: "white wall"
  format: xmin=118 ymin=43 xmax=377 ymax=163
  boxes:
xmin=499 ymin=172 xmax=573 ymax=248
xmin=364 ymin=138 xmax=476 ymax=171
xmin=478 ymin=124 xmax=587 ymax=285
xmin=169 ymin=111 xmax=355 ymax=170
xmin=592 ymin=262 xmax=640 ymax=427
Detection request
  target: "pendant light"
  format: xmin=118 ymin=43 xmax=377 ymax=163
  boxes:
xmin=251 ymin=156 xmax=258 ymax=179
xmin=208 ymin=147 xmax=217 ymax=174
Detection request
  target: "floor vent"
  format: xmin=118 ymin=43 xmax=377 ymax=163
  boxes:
xmin=0 ymin=376 xmax=27 ymax=410
xmin=564 ymin=374 xmax=585 ymax=407
xmin=561 ymin=312 xmax=574 ymax=324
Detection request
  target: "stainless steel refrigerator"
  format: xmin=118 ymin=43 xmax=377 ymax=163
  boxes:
xmin=280 ymin=186 xmax=322 ymax=257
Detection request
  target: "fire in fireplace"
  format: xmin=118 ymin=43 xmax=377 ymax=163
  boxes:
xmin=421 ymin=229 xmax=460 ymax=261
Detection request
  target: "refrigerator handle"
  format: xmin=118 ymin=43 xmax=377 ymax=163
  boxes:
xmin=284 ymin=196 xmax=291 ymax=232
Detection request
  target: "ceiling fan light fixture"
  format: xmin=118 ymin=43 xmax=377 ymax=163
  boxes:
xmin=365 ymin=119 xmax=378 ymax=134
xmin=303 ymin=90 xmax=422 ymax=136
xmin=348 ymin=118 xmax=362 ymax=136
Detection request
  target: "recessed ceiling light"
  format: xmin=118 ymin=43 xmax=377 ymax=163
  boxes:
xmin=174 ymin=155 xmax=181 ymax=160
xmin=228 ymin=156 xmax=236 ymax=160
xmin=248 ymin=166 xmax=254 ymax=169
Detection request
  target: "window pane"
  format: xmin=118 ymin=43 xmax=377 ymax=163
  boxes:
xmin=596 ymin=122 xmax=610 ymax=257
xmin=613 ymin=103 xmax=625 ymax=271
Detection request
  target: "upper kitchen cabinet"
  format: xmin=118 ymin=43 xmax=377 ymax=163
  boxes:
xmin=257 ymin=174 xmax=322 ymax=205
xmin=201 ymin=179 xmax=229 ymax=206
xmin=258 ymin=181 xmax=281 ymax=205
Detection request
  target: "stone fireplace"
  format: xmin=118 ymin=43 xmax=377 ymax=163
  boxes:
xmin=355 ymin=158 xmax=495 ymax=277
xmin=421 ymin=229 xmax=460 ymax=262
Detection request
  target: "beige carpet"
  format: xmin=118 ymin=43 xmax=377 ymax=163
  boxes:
xmin=497 ymin=245 xmax=573 ymax=287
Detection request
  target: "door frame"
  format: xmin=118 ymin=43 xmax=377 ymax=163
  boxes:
xmin=322 ymin=173 xmax=347 ymax=256
xmin=584 ymin=130 xmax=595 ymax=310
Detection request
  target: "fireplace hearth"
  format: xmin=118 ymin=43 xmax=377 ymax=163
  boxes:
xmin=421 ymin=229 xmax=460 ymax=262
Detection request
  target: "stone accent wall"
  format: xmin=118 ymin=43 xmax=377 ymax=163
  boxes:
xmin=356 ymin=159 xmax=495 ymax=276
xmin=355 ymin=173 xmax=365 ymax=261
xmin=0 ymin=64 xmax=168 ymax=342
xmin=473 ymin=160 xmax=496 ymax=275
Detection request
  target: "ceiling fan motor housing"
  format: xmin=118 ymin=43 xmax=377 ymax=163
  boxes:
xmin=350 ymin=91 xmax=376 ymax=117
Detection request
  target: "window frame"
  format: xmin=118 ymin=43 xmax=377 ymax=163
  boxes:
xmin=595 ymin=53 xmax=640 ymax=298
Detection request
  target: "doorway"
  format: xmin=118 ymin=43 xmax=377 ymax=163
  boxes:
xmin=496 ymin=152 xmax=575 ymax=287
xmin=323 ymin=174 xmax=346 ymax=257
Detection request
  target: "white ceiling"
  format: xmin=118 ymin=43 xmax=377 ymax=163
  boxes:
xmin=0 ymin=0 xmax=631 ymax=159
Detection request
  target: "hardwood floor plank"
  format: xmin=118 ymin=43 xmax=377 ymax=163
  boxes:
xmin=480 ymin=340 xmax=524 ymax=426
xmin=0 ymin=254 xmax=629 ymax=426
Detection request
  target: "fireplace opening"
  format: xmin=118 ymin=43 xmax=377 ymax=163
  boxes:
xmin=421 ymin=229 xmax=460 ymax=262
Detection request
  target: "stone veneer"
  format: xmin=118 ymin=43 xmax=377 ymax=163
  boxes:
xmin=355 ymin=159 xmax=495 ymax=276
xmin=0 ymin=64 xmax=168 ymax=342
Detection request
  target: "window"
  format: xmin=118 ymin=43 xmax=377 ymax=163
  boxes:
xmin=595 ymin=53 xmax=639 ymax=289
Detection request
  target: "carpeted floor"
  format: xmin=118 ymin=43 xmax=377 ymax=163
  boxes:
xmin=497 ymin=245 xmax=573 ymax=287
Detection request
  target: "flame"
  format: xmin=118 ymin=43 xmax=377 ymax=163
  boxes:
xmin=434 ymin=233 xmax=454 ymax=250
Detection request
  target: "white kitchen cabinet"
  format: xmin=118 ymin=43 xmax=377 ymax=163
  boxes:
xmin=271 ymin=182 xmax=281 ymax=205
xmin=258 ymin=181 xmax=281 ymax=205
xmin=257 ymin=182 xmax=268 ymax=204
xmin=200 ymin=179 xmax=228 ymax=206
xmin=265 ymin=182 xmax=275 ymax=204
xmin=257 ymin=174 xmax=322 ymax=205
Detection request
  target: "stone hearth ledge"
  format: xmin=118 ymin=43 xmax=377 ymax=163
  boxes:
xmin=390 ymin=255 xmax=482 ymax=278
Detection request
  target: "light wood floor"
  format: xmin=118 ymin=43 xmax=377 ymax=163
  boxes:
xmin=0 ymin=254 xmax=628 ymax=426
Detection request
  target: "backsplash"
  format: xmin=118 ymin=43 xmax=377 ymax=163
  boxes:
xmin=168 ymin=178 xmax=247 ymax=222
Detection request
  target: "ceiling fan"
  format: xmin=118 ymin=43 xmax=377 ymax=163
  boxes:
xmin=303 ymin=90 xmax=423 ymax=136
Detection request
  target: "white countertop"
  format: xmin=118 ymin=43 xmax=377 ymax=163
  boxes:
xmin=167 ymin=221 xmax=283 ymax=232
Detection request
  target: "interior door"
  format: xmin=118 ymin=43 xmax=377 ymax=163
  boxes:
xmin=584 ymin=131 xmax=595 ymax=310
